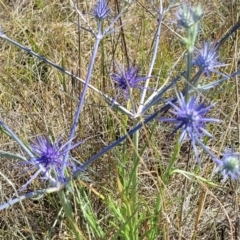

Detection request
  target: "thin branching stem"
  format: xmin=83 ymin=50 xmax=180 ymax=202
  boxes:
xmin=0 ymin=34 xmax=132 ymax=117
xmin=61 ymin=33 xmax=102 ymax=175
xmin=138 ymin=1 xmax=163 ymax=115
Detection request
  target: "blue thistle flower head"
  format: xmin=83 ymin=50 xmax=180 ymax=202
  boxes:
xmin=29 ymin=137 xmax=68 ymax=176
xmin=19 ymin=136 xmax=78 ymax=190
xmin=110 ymin=63 xmax=149 ymax=99
xmin=215 ymin=147 xmax=240 ymax=181
xmin=18 ymin=136 xmax=85 ymax=191
xmin=93 ymin=0 xmax=110 ymax=20
xmin=176 ymin=3 xmax=202 ymax=29
xmin=160 ymin=93 xmax=220 ymax=159
xmin=194 ymin=42 xmax=226 ymax=78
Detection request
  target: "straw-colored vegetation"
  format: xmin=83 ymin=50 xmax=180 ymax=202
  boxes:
xmin=0 ymin=0 xmax=239 ymax=239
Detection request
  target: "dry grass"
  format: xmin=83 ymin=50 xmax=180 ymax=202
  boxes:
xmin=0 ymin=0 xmax=239 ymax=239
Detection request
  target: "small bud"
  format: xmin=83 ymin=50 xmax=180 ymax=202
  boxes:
xmin=215 ymin=148 xmax=240 ymax=181
xmin=176 ymin=4 xmax=203 ymax=29
xmin=93 ymin=0 xmax=110 ymax=20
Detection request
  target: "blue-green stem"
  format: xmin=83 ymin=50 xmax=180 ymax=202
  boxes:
xmin=71 ymin=69 xmax=209 ymax=181
xmin=58 ymin=190 xmax=85 ymax=240
xmin=194 ymin=137 xmax=217 ymax=160
xmin=0 ymin=187 xmax=59 ymax=211
xmin=71 ymin=100 xmax=175 ymax=179
xmin=137 ymin=2 xmax=163 ymax=115
xmin=130 ymin=125 xmax=140 ymax=238
xmin=0 ymin=34 xmax=133 ymax=118
xmin=129 ymin=4 xmax=163 ymax=236
xmin=125 ymin=119 xmax=142 ymax=239
xmin=185 ymin=48 xmax=193 ymax=100
xmin=185 ymin=23 xmax=194 ymax=100
xmin=0 ymin=120 xmax=33 ymax=158
xmin=121 ymin=95 xmax=136 ymax=238
xmin=0 ymin=120 xmax=56 ymax=185
xmin=131 ymin=128 xmax=140 ymax=200
xmin=61 ymin=20 xmax=103 ymax=176
xmin=185 ymin=17 xmax=198 ymax=100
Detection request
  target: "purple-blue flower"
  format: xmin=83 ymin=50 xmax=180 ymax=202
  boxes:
xmin=19 ymin=136 xmax=79 ymax=190
xmin=214 ymin=147 xmax=240 ymax=181
xmin=93 ymin=0 xmax=110 ymax=20
xmin=110 ymin=63 xmax=149 ymax=99
xmin=160 ymin=93 xmax=220 ymax=159
xmin=194 ymin=42 xmax=226 ymax=78
xmin=29 ymin=137 xmax=70 ymax=176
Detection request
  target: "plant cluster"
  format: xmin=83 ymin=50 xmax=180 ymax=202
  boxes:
xmin=0 ymin=0 xmax=239 ymax=239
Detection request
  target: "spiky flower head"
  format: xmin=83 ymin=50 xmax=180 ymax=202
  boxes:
xmin=29 ymin=137 xmax=70 ymax=176
xmin=110 ymin=63 xmax=149 ymax=98
xmin=215 ymin=147 xmax=240 ymax=181
xmin=93 ymin=0 xmax=110 ymax=20
xmin=17 ymin=136 xmax=82 ymax=191
xmin=176 ymin=3 xmax=202 ymax=29
xmin=194 ymin=42 xmax=226 ymax=78
xmin=20 ymin=136 xmax=79 ymax=190
xmin=160 ymin=93 xmax=220 ymax=159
